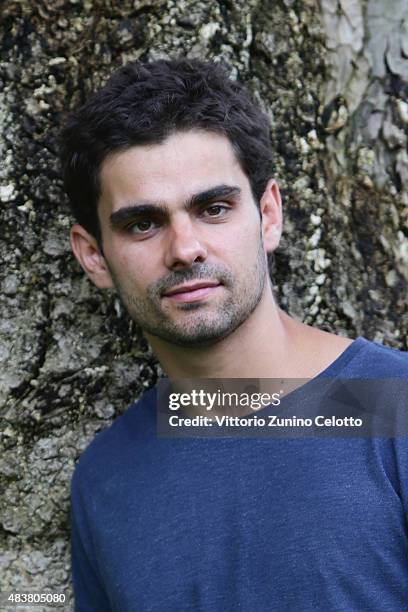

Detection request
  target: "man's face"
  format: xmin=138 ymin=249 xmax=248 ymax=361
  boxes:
xmin=96 ymin=130 xmax=274 ymax=347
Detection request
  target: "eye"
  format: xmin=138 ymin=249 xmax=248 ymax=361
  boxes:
xmin=127 ymin=219 xmax=158 ymax=234
xmin=202 ymin=204 xmax=229 ymax=218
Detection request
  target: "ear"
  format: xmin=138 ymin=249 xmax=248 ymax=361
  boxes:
xmin=259 ymin=179 xmax=282 ymax=253
xmin=70 ymin=224 xmax=114 ymax=289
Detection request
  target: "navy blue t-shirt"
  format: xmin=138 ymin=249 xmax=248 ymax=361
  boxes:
xmin=71 ymin=337 xmax=408 ymax=611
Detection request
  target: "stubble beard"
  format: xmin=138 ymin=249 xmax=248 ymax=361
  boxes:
xmin=108 ymin=238 xmax=269 ymax=348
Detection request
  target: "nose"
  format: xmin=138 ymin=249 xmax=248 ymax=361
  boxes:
xmin=164 ymin=216 xmax=207 ymax=270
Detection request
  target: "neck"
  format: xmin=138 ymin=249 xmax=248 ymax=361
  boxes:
xmin=145 ymin=282 xmax=314 ymax=379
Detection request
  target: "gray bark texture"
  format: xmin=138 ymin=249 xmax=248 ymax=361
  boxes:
xmin=1 ymin=0 xmax=407 ymax=608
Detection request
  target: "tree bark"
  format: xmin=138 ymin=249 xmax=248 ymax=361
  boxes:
xmin=1 ymin=0 xmax=407 ymax=607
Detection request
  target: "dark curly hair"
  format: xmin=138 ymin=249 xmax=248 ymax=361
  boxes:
xmin=60 ymin=58 xmax=274 ymax=248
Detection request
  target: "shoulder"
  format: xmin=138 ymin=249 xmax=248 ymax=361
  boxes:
xmin=71 ymin=385 xmax=157 ymax=490
xmin=339 ymin=337 xmax=408 ymax=378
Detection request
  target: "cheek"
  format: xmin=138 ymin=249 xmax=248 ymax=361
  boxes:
xmin=219 ymin=223 xmax=261 ymax=259
xmin=110 ymin=246 xmax=155 ymax=292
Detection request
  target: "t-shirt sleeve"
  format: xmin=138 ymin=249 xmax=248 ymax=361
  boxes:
xmin=70 ymin=467 xmax=111 ymax=612
xmin=393 ymin=437 xmax=408 ymax=524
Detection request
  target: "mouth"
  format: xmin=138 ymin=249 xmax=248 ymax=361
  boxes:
xmin=162 ymin=281 xmax=221 ymax=303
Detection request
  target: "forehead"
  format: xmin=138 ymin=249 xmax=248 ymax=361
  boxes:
xmin=98 ymin=130 xmax=249 ymax=214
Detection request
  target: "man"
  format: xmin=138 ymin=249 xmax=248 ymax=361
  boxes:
xmin=62 ymin=59 xmax=408 ymax=611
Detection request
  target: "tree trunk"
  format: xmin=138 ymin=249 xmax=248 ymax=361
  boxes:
xmin=1 ymin=0 xmax=407 ymax=606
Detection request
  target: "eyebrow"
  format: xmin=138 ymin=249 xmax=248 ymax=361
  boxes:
xmin=109 ymin=184 xmax=242 ymax=230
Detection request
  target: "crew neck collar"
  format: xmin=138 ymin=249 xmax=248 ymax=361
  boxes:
xmin=316 ymin=337 xmax=368 ymax=379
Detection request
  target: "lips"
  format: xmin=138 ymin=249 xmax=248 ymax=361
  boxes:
xmin=163 ymin=281 xmax=220 ymax=297
xmin=162 ymin=281 xmax=221 ymax=304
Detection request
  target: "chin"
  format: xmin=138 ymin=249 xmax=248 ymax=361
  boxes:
xmin=157 ymin=321 xmax=241 ymax=348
